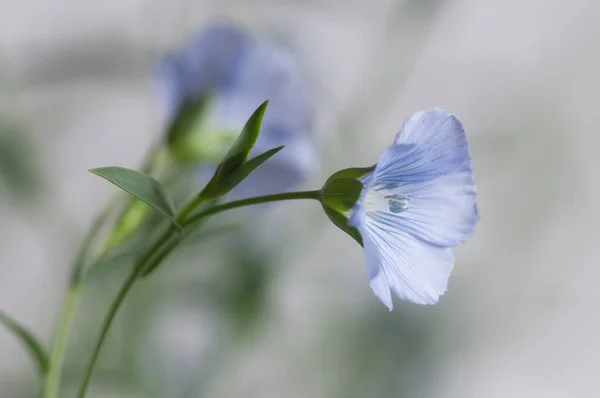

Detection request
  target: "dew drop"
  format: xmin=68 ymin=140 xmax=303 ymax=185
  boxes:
xmin=386 ymin=194 xmax=409 ymax=213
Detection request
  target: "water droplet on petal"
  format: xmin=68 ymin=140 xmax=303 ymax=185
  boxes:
xmin=386 ymin=194 xmax=409 ymax=213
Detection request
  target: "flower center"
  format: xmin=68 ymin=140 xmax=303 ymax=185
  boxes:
xmin=364 ymin=185 xmax=410 ymax=215
xmin=384 ymin=193 xmax=409 ymax=213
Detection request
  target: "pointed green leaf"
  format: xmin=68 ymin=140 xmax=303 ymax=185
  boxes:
xmin=325 ymin=165 xmax=375 ymax=184
xmin=223 ymin=145 xmax=284 ymax=192
xmin=322 ymin=205 xmax=363 ymax=246
xmin=0 ymin=311 xmax=48 ymax=375
xmin=320 ymin=177 xmax=363 ymax=213
xmin=203 ymin=145 xmax=284 ymax=199
xmin=217 ymin=100 xmax=269 ymax=178
xmin=89 ymin=167 xmax=179 ymax=227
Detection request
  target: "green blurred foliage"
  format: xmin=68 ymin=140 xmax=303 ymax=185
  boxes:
xmin=0 ymin=119 xmax=43 ymax=202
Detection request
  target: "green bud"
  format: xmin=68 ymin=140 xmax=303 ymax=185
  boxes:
xmin=166 ymin=97 xmax=237 ymax=164
xmin=317 ymin=166 xmax=375 ymax=247
xmin=319 ymin=177 xmax=363 ymax=214
xmin=319 ymin=165 xmax=374 ymax=214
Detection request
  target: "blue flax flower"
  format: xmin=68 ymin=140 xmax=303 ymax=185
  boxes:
xmin=348 ymin=109 xmax=478 ymax=309
xmin=157 ymin=22 xmax=316 ymax=196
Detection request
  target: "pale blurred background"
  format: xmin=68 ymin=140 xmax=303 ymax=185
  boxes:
xmin=1 ymin=0 xmax=599 ymax=397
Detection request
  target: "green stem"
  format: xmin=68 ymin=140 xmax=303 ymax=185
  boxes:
xmin=74 ymin=269 xmax=137 ymax=398
xmin=140 ymin=234 xmax=182 ymax=277
xmin=76 ymin=228 xmax=176 ymax=398
xmin=71 ymin=204 xmax=115 ymax=284
xmin=177 ymin=194 xmax=206 ymax=222
xmin=43 ymin=204 xmax=114 ymax=398
xmin=43 ymin=284 xmax=82 ymax=398
xmin=44 ymin=147 xmax=172 ymax=398
xmin=75 ymin=190 xmax=320 ymax=397
xmin=75 ymin=190 xmax=209 ymax=397
xmin=183 ymin=190 xmax=320 ymax=227
xmin=143 ymin=191 xmax=320 ymax=276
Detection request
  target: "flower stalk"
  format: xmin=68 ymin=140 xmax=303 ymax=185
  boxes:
xmin=75 ymin=189 xmax=319 ymax=397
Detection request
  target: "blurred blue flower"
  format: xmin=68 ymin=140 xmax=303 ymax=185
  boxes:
xmin=349 ymin=109 xmax=478 ymax=309
xmin=157 ymin=22 xmax=316 ymax=196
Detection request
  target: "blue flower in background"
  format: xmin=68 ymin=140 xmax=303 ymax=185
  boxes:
xmin=349 ymin=109 xmax=478 ymax=309
xmin=157 ymin=22 xmax=316 ymax=196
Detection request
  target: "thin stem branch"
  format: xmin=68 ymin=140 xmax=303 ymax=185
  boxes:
xmin=75 ymin=189 xmax=209 ymax=397
xmin=75 ymin=189 xmax=320 ymax=397
xmin=143 ymin=190 xmax=321 ymax=278
xmin=42 ymin=284 xmax=82 ymax=398
xmin=177 ymin=194 xmax=206 ymax=222
xmin=183 ymin=190 xmax=320 ymax=227
xmin=43 ymin=203 xmax=114 ymax=398
xmin=46 ymin=148 xmax=173 ymax=398
xmin=75 ymin=228 xmax=176 ymax=398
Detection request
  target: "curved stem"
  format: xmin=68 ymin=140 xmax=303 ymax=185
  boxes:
xmin=142 ymin=190 xmax=320 ymax=277
xmin=43 ymin=284 xmax=82 ymax=398
xmin=140 ymin=234 xmax=182 ymax=277
xmin=76 ymin=189 xmax=319 ymax=397
xmin=75 ymin=191 xmax=208 ymax=397
xmin=46 ymin=148 xmax=174 ymax=398
xmin=43 ymin=204 xmax=114 ymax=398
xmin=183 ymin=190 xmax=320 ymax=227
xmin=71 ymin=204 xmax=115 ymax=284
xmin=75 ymin=228 xmax=176 ymax=398
xmin=177 ymin=194 xmax=206 ymax=222
xmin=75 ymin=269 xmax=137 ymax=398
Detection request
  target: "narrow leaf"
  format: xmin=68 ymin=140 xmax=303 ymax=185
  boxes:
xmin=203 ymin=146 xmax=284 ymax=199
xmin=217 ymin=100 xmax=269 ymax=178
xmin=89 ymin=167 xmax=179 ymax=226
xmin=220 ymin=146 xmax=284 ymax=194
xmin=322 ymin=205 xmax=363 ymax=246
xmin=0 ymin=311 xmax=49 ymax=375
